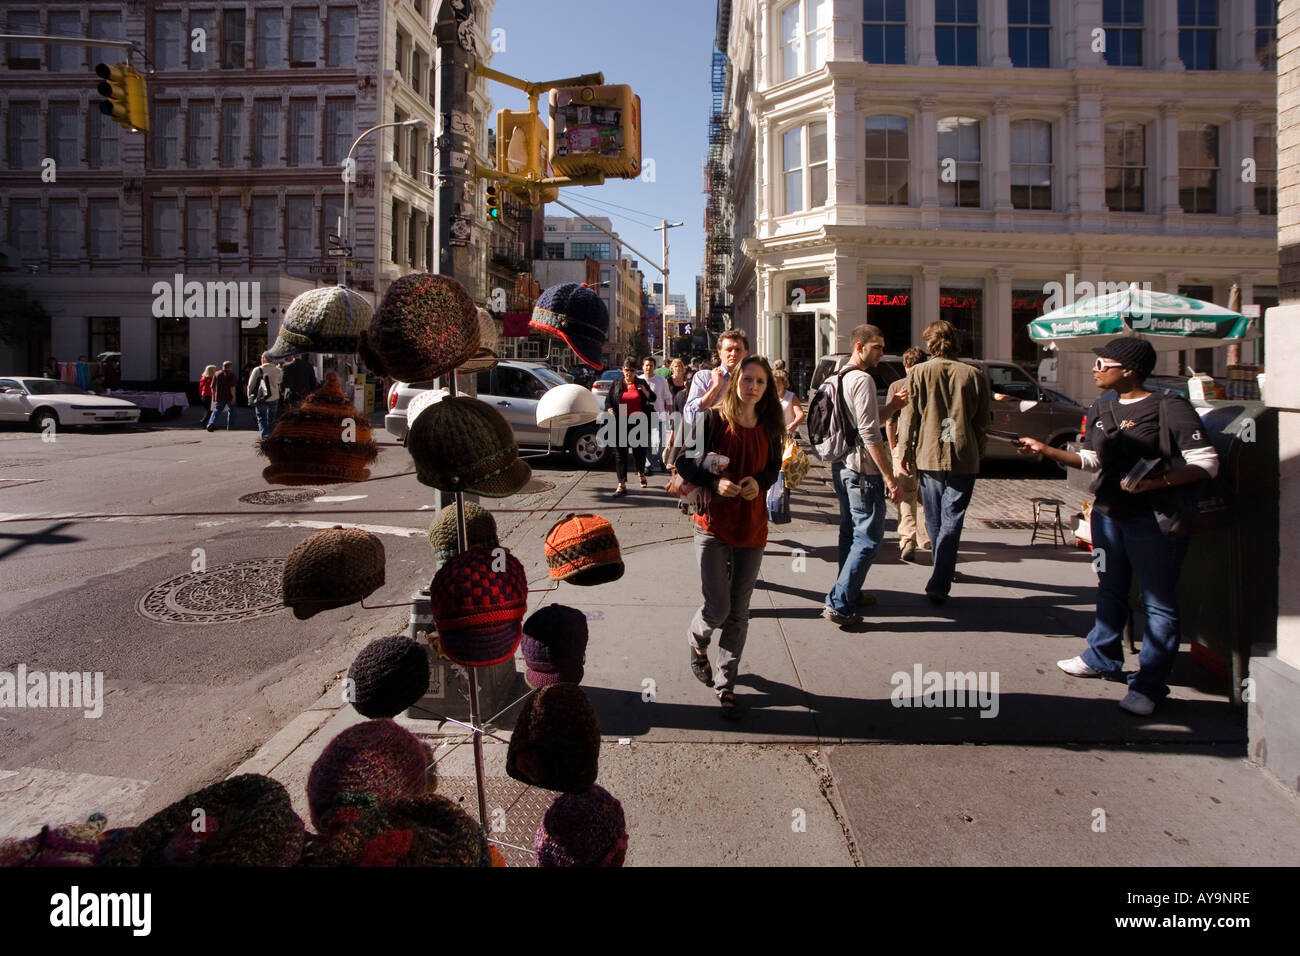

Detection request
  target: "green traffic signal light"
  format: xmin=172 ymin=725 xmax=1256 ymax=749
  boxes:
xmin=486 ymin=184 xmax=501 ymax=220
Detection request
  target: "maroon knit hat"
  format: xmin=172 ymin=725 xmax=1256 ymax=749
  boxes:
xmin=506 ymin=684 xmax=600 ymax=794
xmin=534 ymin=785 xmax=628 ymax=867
xmin=359 ymin=273 xmax=480 ymax=383
xmin=311 ymin=792 xmax=492 ymax=867
xmin=521 ymin=605 xmax=588 ymax=689
xmin=306 ymin=719 xmax=433 ymax=830
xmin=430 ymin=546 xmax=528 ymax=667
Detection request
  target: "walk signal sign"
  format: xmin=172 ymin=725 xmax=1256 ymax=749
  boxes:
xmin=95 ymin=62 xmax=149 ymax=132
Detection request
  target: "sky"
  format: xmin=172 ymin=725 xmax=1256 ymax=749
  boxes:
xmin=488 ymin=0 xmax=717 ymax=304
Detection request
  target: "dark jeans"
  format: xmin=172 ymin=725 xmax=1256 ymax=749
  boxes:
xmin=614 ymin=445 xmax=647 ymax=483
xmin=826 ymin=464 xmax=886 ymax=615
xmin=919 ymin=471 xmax=976 ymax=597
xmin=207 ymin=401 xmax=237 ymax=429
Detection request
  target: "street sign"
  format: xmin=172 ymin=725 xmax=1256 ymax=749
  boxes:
xmin=1243 ymin=304 xmax=1261 ymax=318
xmin=326 ymin=247 xmax=352 ymax=257
xmin=327 ymin=233 xmax=342 ymax=246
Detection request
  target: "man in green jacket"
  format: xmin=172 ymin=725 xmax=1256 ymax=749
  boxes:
xmin=898 ymin=320 xmax=989 ymax=604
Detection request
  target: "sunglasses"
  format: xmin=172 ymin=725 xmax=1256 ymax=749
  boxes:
xmin=1093 ymin=358 xmax=1124 ymax=372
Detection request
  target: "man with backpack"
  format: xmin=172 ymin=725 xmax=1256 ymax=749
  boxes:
xmin=813 ymin=324 xmax=907 ymax=628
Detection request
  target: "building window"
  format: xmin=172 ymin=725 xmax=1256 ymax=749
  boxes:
xmin=782 ymin=121 xmax=828 ymax=214
xmin=89 ymin=317 xmax=120 ymax=358
xmin=1257 ymin=0 xmax=1277 ymax=70
xmin=152 ymin=198 xmax=179 ymax=255
xmin=255 ymin=9 xmax=282 ymax=68
xmin=49 ymin=104 xmax=81 ymax=168
xmin=321 ymin=195 xmax=343 ymax=256
xmin=935 ymin=0 xmax=978 ymax=66
xmin=1102 ymin=0 xmax=1143 ymax=66
xmin=157 ymin=316 xmax=189 ymax=382
xmin=8 ymin=201 xmax=39 ymax=258
xmin=49 ymin=200 xmax=79 ymax=259
xmin=865 ymin=115 xmax=909 ymax=205
xmin=88 ymin=199 xmax=118 ymax=259
xmin=89 ymin=112 xmax=119 ymax=168
xmin=863 ymin=0 xmax=906 ymax=65
xmin=327 ymin=7 xmax=356 ymax=66
xmin=395 ymin=30 xmax=409 ymax=79
xmin=153 ymin=104 xmax=180 ymax=168
xmin=188 ymin=102 xmax=214 ymax=168
xmin=6 ymin=103 xmax=39 ymax=168
xmin=48 ymin=11 xmax=82 ymax=71
xmin=779 ymin=0 xmax=831 ymax=81
xmin=221 ymin=9 xmax=246 ymax=68
xmin=221 ymin=101 xmax=243 ymax=166
xmin=89 ymin=11 xmax=122 ymax=70
xmin=411 ymin=49 xmax=425 ymax=94
xmin=218 ymin=196 xmax=240 ymax=252
xmin=571 ymin=242 xmax=612 ymax=259
xmin=154 ymin=10 xmax=183 ymax=70
xmin=187 ymin=197 xmax=212 ymax=260
xmin=290 ymin=8 xmax=317 ymax=66
xmin=1179 ymin=123 xmax=1219 ymax=214
xmin=324 ymin=99 xmax=355 ymax=165
xmin=940 ymin=284 xmax=983 ymax=358
xmin=1254 ymin=124 xmax=1277 ymax=215
xmin=251 ymin=196 xmax=277 ymax=255
xmin=189 ymin=9 xmax=215 ymax=69
xmin=1008 ymin=0 xmax=1050 ymax=68
xmin=253 ymin=101 xmax=282 ymax=167
xmin=6 ymin=10 xmax=41 ymax=69
xmin=544 ymin=242 xmax=565 ymax=259
xmin=937 ymin=116 xmax=980 ymax=207
xmin=1104 ymin=121 xmax=1145 ymax=211
xmin=1010 ymin=119 xmax=1052 ymax=209
xmin=289 ymin=100 xmax=317 ymax=166
xmin=1179 ymin=0 xmax=1217 ymax=71
xmin=286 ymin=196 xmax=314 ymax=257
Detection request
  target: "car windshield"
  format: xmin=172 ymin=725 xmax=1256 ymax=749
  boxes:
xmin=533 ymin=367 xmax=567 ymax=389
xmin=21 ymin=379 xmax=93 ymax=396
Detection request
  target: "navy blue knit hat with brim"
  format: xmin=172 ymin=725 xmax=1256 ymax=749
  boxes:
xmin=530 ymin=283 xmax=608 ymax=371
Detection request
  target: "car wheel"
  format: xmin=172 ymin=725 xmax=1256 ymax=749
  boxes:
xmin=31 ymin=408 xmax=59 ymax=432
xmin=566 ymin=425 xmax=610 ymax=468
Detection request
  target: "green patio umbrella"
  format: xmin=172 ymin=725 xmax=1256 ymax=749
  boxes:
xmin=1027 ymin=287 xmax=1258 ymax=352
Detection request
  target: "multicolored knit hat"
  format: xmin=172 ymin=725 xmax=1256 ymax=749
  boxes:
xmin=535 ymin=785 xmax=628 ymax=867
xmin=427 ymin=501 xmax=499 ymax=564
xmin=306 ymin=719 xmax=433 ymax=830
xmin=530 ymin=282 xmax=608 ymax=371
xmin=259 ymin=373 xmax=379 ymax=485
xmin=430 ymin=546 xmax=528 ymax=667
xmin=521 ymin=604 xmax=588 ymax=689
xmin=347 ymin=636 xmax=431 ymax=718
xmin=267 ymin=285 xmax=374 ymax=359
xmin=544 ymin=513 xmax=624 ymax=586
xmin=457 ymin=307 xmax=501 ymax=374
xmin=506 ymin=684 xmax=601 ymax=794
xmin=359 ymin=273 xmax=480 ymax=383
xmin=407 ymin=396 xmax=531 ymax=498
xmin=282 ymin=526 xmax=385 ymax=620
xmin=98 ymin=775 xmax=305 ymax=867
xmin=311 ymin=792 xmax=491 ymax=867
xmin=0 ymin=813 xmax=108 ymax=867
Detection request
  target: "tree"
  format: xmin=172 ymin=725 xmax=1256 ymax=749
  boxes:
xmin=0 ymin=284 xmax=51 ymax=349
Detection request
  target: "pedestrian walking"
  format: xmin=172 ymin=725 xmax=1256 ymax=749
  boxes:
xmin=639 ymin=356 xmax=673 ymax=474
xmin=898 ymin=320 xmax=990 ymax=604
xmin=772 ymin=367 xmax=806 ymax=435
xmin=886 ymin=347 xmax=931 ymax=561
xmin=280 ymin=354 xmax=319 ymax=412
xmin=196 ymin=365 xmax=217 ymax=426
xmin=206 ymin=361 xmax=238 ymax=431
xmin=1019 ymin=338 xmax=1219 ymax=716
xmin=683 ymin=329 xmax=748 ymax=426
xmin=821 ymin=325 xmax=906 ymax=628
xmin=247 ymin=352 xmax=284 ymax=440
xmin=667 ymin=358 xmax=691 ymax=407
xmin=604 ymin=359 xmax=655 ymax=497
xmin=676 ymin=355 xmax=785 ymax=719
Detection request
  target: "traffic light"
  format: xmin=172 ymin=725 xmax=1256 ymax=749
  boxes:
xmin=95 ymin=62 xmax=149 ymax=132
xmin=548 ymin=84 xmax=641 ymax=179
xmin=485 ymin=184 xmax=501 ymax=221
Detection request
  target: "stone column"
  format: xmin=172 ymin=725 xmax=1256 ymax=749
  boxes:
xmin=915 ymin=0 xmax=937 ymax=66
xmin=989 ymin=265 xmax=1014 ymax=361
xmin=989 ymin=0 xmax=1011 ymax=67
xmin=1234 ymin=103 xmax=1262 ymax=222
xmin=916 ymin=262 xmax=941 ymax=346
xmin=1155 ymin=1 xmax=1184 ymax=71
xmin=991 ymin=98 xmax=1012 ymax=225
xmin=1158 ymin=101 xmax=1184 ymax=227
xmin=1075 ymin=87 xmax=1106 ymax=227
xmin=919 ymin=96 xmax=940 ymax=228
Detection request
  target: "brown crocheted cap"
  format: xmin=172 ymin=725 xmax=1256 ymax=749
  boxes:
xmin=360 ymin=273 xmax=480 ymax=382
xmin=259 ymin=373 xmax=379 ymax=485
xmin=506 ymin=684 xmax=601 ymax=794
xmin=282 ymin=526 xmax=386 ymax=620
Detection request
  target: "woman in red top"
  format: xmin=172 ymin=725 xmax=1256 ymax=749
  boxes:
xmin=196 ymin=365 xmax=217 ymax=428
xmin=675 ymin=355 xmax=785 ymax=718
xmin=604 ymin=359 xmax=655 ymax=497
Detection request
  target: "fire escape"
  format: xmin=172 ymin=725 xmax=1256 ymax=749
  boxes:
xmin=703 ymin=49 xmax=732 ymax=338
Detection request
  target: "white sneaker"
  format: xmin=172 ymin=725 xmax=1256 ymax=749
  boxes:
xmin=1119 ymin=689 xmax=1157 ymax=715
xmin=1057 ymin=656 xmax=1101 ymax=678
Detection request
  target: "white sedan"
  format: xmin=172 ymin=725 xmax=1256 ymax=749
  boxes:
xmin=0 ymin=377 xmax=142 ymax=428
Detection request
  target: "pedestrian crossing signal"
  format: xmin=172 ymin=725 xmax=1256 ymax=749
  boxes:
xmin=95 ymin=62 xmax=149 ymax=133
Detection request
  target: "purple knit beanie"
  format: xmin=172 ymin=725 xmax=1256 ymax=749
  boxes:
xmin=534 ymin=785 xmax=628 ymax=867
xmin=307 ymin=719 xmax=433 ymax=830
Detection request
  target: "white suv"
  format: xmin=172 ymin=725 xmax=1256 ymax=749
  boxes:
xmin=385 ymin=360 xmax=610 ymax=468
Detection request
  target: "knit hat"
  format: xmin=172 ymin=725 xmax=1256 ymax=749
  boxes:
xmin=259 ymin=373 xmax=379 ymax=485
xmin=427 ymin=501 xmax=499 ymax=563
xmin=430 ymin=546 xmax=528 ymax=667
xmin=311 ymin=792 xmax=491 ymax=867
xmin=457 ymin=307 xmax=501 ymax=374
xmin=282 ymin=526 xmax=385 ymax=620
xmin=0 ymin=813 xmax=108 ymax=867
xmin=267 ymin=285 xmax=374 ymax=359
xmin=530 ymin=282 xmax=609 ymax=371
xmin=98 ymin=775 xmax=305 ymax=867
xmin=544 ymin=513 xmax=624 ymax=586
xmin=1094 ymin=337 xmax=1158 ymax=379
xmin=306 ymin=719 xmax=432 ymax=830
xmin=535 ymin=785 xmax=628 ymax=867
xmin=407 ymin=396 xmax=531 ymax=498
xmin=347 ymin=636 xmax=430 ymax=718
xmin=521 ymin=604 xmax=588 ymax=689
xmin=359 ymin=273 xmax=480 ymax=383
xmin=506 ymin=684 xmax=601 ymax=794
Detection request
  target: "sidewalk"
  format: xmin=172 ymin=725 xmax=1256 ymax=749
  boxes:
xmin=235 ymin=464 xmax=1300 ymax=866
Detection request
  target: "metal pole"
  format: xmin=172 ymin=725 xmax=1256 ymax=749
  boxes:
xmin=661 ymin=220 xmax=669 ymax=363
xmin=338 ymin=120 xmax=425 ymax=288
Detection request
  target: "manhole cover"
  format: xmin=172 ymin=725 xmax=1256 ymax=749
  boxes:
xmin=138 ymin=559 xmax=286 ymax=624
xmin=515 ymin=478 xmax=555 ymax=495
xmin=434 ymin=775 xmax=553 ymax=867
xmin=239 ymin=488 xmax=325 ymax=505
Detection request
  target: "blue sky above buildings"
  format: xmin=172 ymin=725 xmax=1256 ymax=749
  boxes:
xmin=489 ymin=0 xmax=714 ymax=302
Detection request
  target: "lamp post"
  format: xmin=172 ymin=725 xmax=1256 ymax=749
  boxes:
xmin=338 ymin=118 xmax=427 ymax=287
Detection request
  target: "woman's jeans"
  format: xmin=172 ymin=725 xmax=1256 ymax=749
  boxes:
xmin=1082 ymin=508 xmax=1189 ymax=701
xmin=688 ymin=528 xmax=764 ymax=692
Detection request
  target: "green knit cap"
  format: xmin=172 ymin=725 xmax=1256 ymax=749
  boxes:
xmin=427 ymin=501 xmax=500 ymax=563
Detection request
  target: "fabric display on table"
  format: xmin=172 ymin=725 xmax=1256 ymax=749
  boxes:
xmin=98 ymin=774 xmax=305 ymax=867
xmin=427 ymin=500 xmax=499 ymax=564
xmin=281 ymin=526 xmax=385 ymax=620
xmin=529 ymin=282 xmax=609 ymax=371
xmin=306 ymin=719 xmax=433 ymax=830
xmin=309 ymin=792 xmax=492 ymax=867
xmin=75 ymin=361 xmax=90 ymax=390
xmin=429 ymin=545 xmax=527 ymax=667
xmin=535 ymin=785 xmax=628 ymax=868
xmin=506 ymin=683 xmax=601 ymax=794
xmin=457 ymin=307 xmax=501 ymax=374
xmin=258 ymin=373 xmax=379 ymax=485
xmin=267 ymin=285 xmax=374 ymax=359
xmin=544 ymin=513 xmax=625 ymax=586
xmin=59 ymin=362 xmax=77 ymax=384
xmin=0 ymin=813 xmax=109 ymax=868
xmin=521 ymin=604 xmax=589 ymax=689
xmin=346 ymin=635 xmax=430 ymax=718
xmin=359 ymin=273 xmax=480 ymax=383
xmin=407 ymin=396 xmax=531 ymax=498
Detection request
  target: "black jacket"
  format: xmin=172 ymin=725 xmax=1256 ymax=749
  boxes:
xmin=674 ymin=408 xmax=783 ymax=493
xmin=604 ymin=377 xmax=655 ymax=414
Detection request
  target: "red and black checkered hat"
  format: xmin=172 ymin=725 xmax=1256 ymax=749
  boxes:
xmin=429 ymin=546 xmax=527 ymax=667
xmin=544 ymin=513 xmax=624 ymax=586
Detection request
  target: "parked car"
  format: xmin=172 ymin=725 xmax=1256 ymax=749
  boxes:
xmin=385 ymin=360 xmax=610 ymax=468
xmin=567 ymin=366 xmax=595 ymax=388
xmin=809 ymin=353 xmax=909 ymax=405
xmin=589 ymin=368 xmax=624 ymax=403
xmin=0 ymin=377 xmax=142 ymax=428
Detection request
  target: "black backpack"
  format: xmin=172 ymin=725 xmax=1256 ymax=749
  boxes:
xmin=806 ymin=367 xmax=866 ymax=462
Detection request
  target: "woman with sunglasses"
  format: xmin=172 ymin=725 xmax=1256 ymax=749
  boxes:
xmin=1018 ymin=338 xmax=1219 ymax=716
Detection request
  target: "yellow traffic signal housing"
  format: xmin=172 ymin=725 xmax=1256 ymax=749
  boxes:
xmin=95 ymin=62 xmax=149 ymax=132
xmin=497 ymin=108 xmax=548 ymax=179
xmin=548 ymin=84 xmax=641 ymax=179
xmin=485 ymin=184 xmax=501 ymax=220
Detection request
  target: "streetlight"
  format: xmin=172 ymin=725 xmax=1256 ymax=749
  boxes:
xmin=338 ymin=118 xmax=427 ymax=287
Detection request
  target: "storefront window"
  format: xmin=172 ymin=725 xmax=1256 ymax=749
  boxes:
xmin=88 ymin=317 xmax=120 ymax=359
xmin=866 ymin=278 xmax=912 ymax=353
xmin=157 ymin=315 xmax=190 ymax=384
xmin=787 ymin=276 xmax=830 ymax=305
xmin=1011 ymin=287 xmax=1050 ymax=370
xmin=939 ymin=284 xmax=983 ymax=357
